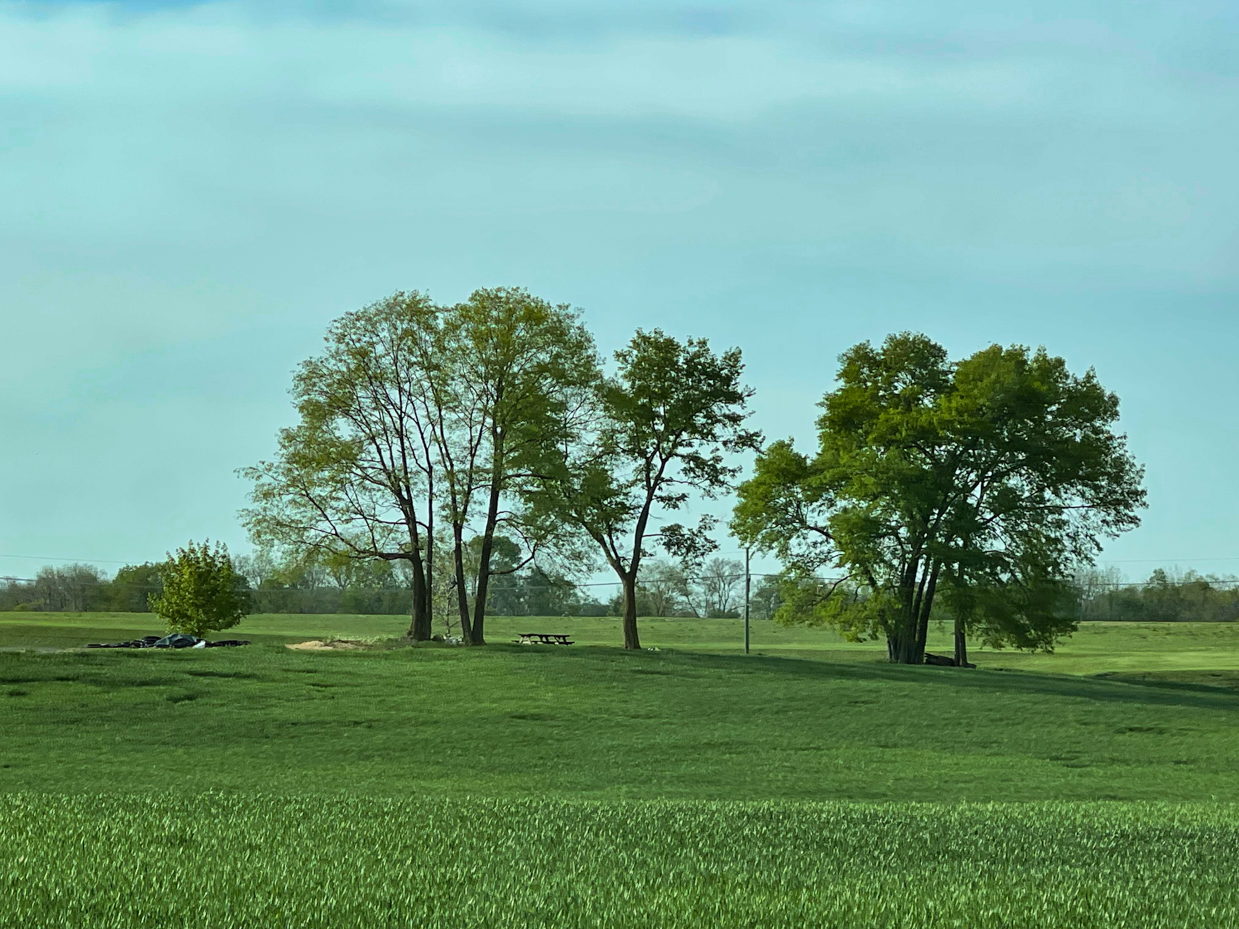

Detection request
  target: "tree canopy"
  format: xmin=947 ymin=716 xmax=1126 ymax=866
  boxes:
xmin=533 ymin=329 xmax=760 ymax=649
xmin=149 ymin=541 xmax=250 ymax=638
xmin=733 ymin=333 xmax=1145 ymax=665
xmin=241 ymin=288 xmax=598 ymax=644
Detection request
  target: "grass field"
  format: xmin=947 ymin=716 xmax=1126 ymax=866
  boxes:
xmin=8 ymin=610 xmax=1239 ymax=677
xmin=2 ymin=796 xmax=1236 ymax=928
xmin=3 ymin=613 xmax=1239 ymax=925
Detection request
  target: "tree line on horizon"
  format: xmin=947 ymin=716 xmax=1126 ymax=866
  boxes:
xmin=9 ymin=560 xmax=1235 ymax=627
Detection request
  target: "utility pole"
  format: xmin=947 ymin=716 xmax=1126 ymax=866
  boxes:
xmin=744 ymin=546 xmax=751 ymax=655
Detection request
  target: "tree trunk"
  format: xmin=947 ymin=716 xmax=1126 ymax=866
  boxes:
xmin=471 ymin=470 xmax=504 ymax=648
xmin=885 ymin=564 xmax=938 ymax=665
xmin=913 ymin=565 xmax=939 ymax=663
xmin=953 ymin=616 xmax=969 ymax=668
xmin=405 ymin=554 xmax=432 ymax=641
xmin=451 ymin=523 xmax=474 ymax=645
xmin=888 ymin=630 xmax=921 ymax=664
xmin=621 ymin=573 xmax=641 ymax=650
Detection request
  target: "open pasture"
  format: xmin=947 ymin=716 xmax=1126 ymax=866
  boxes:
xmin=7 ymin=612 xmax=1239 ymax=677
xmin=4 ymin=617 xmax=1239 ymax=925
xmin=4 ymin=631 xmax=1239 ymax=799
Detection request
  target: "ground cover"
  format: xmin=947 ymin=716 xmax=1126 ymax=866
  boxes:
xmin=4 ymin=618 xmax=1239 ymax=926
xmin=3 ymin=641 xmax=1239 ymax=799
xmin=1 ymin=795 xmax=1235 ymax=928
xmin=7 ymin=612 xmax=1239 ymax=678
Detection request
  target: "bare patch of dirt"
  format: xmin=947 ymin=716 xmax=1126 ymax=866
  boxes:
xmin=286 ymin=639 xmax=373 ymax=652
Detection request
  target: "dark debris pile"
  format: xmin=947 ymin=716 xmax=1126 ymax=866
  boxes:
xmin=85 ymin=634 xmax=251 ymax=650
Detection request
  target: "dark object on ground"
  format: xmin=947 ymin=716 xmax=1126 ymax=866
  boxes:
xmin=924 ymin=653 xmax=977 ymax=669
xmin=155 ymin=633 xmax=200 ymax=649
xmin=516 ymin=633 xmax=574 ymax=646
xmin=85 ymin=636 xmax=251 ymax=649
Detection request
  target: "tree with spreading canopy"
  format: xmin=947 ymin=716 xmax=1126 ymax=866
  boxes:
xmin=732 ymin=333 xmax=1145 ymax=665
xmin=533 ymin=329 xmax=760 ymax=649
xmin=241 ymin=287 xmax=597 ymax=644
xmin=438 ymin=287 xmax=599 ymax=645
xmin=241 ymin=291 xmax=444 ymax=640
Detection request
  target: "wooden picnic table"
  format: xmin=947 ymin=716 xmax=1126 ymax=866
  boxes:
xmin=515 ymin=633 xmax=575 ymax=646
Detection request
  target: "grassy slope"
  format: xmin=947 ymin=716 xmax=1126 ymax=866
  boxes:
xmin=7 ymin=611 xmax=1239 ymax=676
xmin=4 ymin=640 xmax=1239 ymax=800
xmin=5 ymin=616 xmax=1239 ymax=926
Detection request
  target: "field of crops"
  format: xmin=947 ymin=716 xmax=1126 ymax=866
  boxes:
xmin=1 ymin=795 xmax=1236 ymax=928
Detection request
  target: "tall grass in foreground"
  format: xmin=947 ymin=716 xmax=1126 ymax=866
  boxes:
xmin=1 ymin=796 xmax=1236 ymax=928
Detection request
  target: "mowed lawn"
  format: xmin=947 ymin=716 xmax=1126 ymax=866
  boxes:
xmin=4 ymin=625 xmax=1239 ymax=799
xmin=8 ymin=610 xmax=1239 ymax=677
xmin=4 ymin=616 xmax=1239 ymax=926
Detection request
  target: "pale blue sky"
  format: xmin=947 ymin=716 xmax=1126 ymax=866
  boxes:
xmin=1 ymin=0 xmax=1237 ymax=582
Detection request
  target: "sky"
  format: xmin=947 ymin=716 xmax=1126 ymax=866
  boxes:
xmin=1 ymin=0 xmax=1237 ymax=584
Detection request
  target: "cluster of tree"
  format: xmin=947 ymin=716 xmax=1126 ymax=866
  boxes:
xmin=18 ymin=301 xmax=1147 ymax=663
xmin=733 ymin=334 xmax=1146 ymax=665
xmin=1075 ymin=567 xmax=1239 ymax=623
xmin=614 ymin=557 xmax=775 ymax=619
xmin=0 ymin=541 xmax=249 ymax=639
xmin=233 ymin=541 xmax=606 ymax=621
xmin=242 ymin=288 xmax=758 ymax=648
xmin=0 ymin=563 xmax=162 ymax=613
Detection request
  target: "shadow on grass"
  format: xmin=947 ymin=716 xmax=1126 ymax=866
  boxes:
xmin=488 ymin=642 xmax=1239 ymax=713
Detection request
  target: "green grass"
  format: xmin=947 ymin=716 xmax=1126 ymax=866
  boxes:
xmin=8 ymin=611 xmax=1239 ymax=677
xmin=1 ymin=796 xmax=1236 ymax=928
xmin=4 ymin=615 xmax=1239 ymax=925
xmin=4 ymin=640 xmax=1239 ymax=799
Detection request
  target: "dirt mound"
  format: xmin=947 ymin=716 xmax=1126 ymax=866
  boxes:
xmin=286 ymin=639 xmax=371 ymax=651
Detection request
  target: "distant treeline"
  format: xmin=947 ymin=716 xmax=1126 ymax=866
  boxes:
xmin=1074 ymin=569 xmax=1239 ymax=623
xmin=3 ymin=561 xmax=1235 ymax=624
xmin=0 ymin=557 xmax=607 ymax=617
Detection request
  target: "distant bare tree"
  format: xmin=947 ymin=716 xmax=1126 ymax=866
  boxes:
xmin=694 ymin=557 xmax=744 ymax=617
xmin=34 ymin=564 xmax=105 ymax=612
xmin=638 ymin=560 xmax=691 ymax=617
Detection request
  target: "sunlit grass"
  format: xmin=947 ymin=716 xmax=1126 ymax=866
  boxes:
xmin=1 ymin=796 xmax=1236 ymax=928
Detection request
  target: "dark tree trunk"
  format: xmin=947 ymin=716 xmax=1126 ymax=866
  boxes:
xmin=471 ymin=472 xmax=504 ymax=648
xmin=452 ymin=523 xmax=474 ymax=645
xmin=953 ymin=615 xmax=968 ymax=668
xmin=913 ymin=565 xmax=939 ymax=662
xmin=621 ymin=574 xmax=641 ymax=650
xmin=406 ymin=554 xmax=432 ymax=641
xmin=885 ymin=563 xmax=939 ymax=664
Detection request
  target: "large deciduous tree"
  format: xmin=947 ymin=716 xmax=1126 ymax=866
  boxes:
xmin=536 ymin=330 xmax=760 ymax=649
xmin=733 ymin=333 xmax=1145 ymax=665
xmin=438 ymin=287 xmax=599 ymax=645
xmin=241 ymin=292 xmax=444 ymax=640
xmin=241 ymin=287 xmax=598 ymax=645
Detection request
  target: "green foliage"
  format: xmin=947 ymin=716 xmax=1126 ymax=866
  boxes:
xmin=735 ymin=333 xmax=1146 ymax=662
xmin=534 ymin=329 xmax=760 ymax=647
xmin=241 ymin=288 xmax=601 ymax=644
xmin=1082 ymin=569 xmax=1239 ymax=623
xmin=103 ymin=562 xmax=162 ymax=612
xmin=148 ymin=541 xmax=249 ymax=638
xmin=241 ymin=291 xmax=443 ymax=639
xmin=1 ymin=796 xmax=1236 ymax=928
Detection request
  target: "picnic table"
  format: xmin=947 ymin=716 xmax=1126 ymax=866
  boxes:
xmin=515 ymin=633 xmax=575 ymax=646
